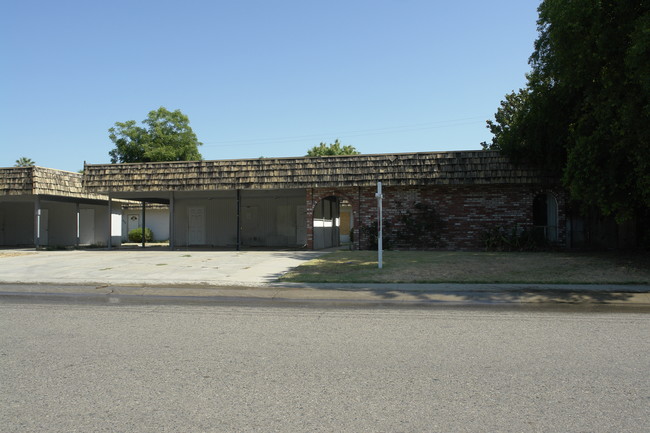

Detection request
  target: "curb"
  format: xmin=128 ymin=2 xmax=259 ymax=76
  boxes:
xmin=1 ymin=282 xmax=649 ymax=308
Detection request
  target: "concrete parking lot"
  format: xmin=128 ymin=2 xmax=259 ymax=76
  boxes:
xmin=0 ymin=249 xmax=326 ymax=287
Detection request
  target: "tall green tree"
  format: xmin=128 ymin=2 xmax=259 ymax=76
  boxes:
xmin=108 ymin=107 xmax=203 ymax=163
xmin=483 ymin=0 xmax=650 ymax=221
xmin=306 ymin=139 xmax=360 ymax=156
xmin=14 ymin=157 xmax=35 ymax=167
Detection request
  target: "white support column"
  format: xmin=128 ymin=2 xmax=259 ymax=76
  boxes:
xmin=107 ymin=195 xmax=112 ymax=249
xmin=141 ymin=201 xmax=146 ymax=248
xmin=76 ymin=202 xmax=80 ymax=247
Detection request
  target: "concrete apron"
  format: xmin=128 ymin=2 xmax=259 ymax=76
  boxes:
xmin=0 ymin=249 xmax=327 ymax=287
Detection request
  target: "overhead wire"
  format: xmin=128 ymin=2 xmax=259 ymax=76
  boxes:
xmin=200 ymin=116 xmax=487 ymax=147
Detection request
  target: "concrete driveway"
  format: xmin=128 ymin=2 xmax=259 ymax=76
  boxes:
xmin=0 ymin=249 xmax=327 ymax=287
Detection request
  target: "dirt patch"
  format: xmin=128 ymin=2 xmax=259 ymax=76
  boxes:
xmin=0 ymin=252 xmax=34 ymax=258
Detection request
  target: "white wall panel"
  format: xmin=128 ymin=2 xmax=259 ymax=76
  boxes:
xmin=171 ymin=189 xmax=306 ymax=248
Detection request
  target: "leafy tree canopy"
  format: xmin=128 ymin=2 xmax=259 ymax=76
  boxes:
xmin=108 ymin=107 xmax=203 ymax=163
xmin=306 ymin=139 xmax=360 ymax=156
xmin=483 ymin=0 xmax=650 ymax=221
xmin=15 ymin=157 xmax=35 ymax=167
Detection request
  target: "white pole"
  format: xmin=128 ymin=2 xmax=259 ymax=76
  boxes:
xmin=376 ymin=181 xmax=383 ymax=269
xmin=34 ymin=197 xmax=41 ymax=248
xmin=107 ymin=196 xmax=112 ymax=249
xmin=76 ymin=203 xmax=80 ymax=247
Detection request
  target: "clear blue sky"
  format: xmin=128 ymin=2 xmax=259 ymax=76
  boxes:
xmin=1 ymin=0 xmax=541 ymax=172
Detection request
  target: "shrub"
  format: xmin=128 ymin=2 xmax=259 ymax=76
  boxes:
xmin=361 ymin=202 xmax=446 ymax=250
xmin=481 ymin=225 xmax=546 ymax=252
xmin=128 ymin=227 xmax=153 ymax=243
xmin=361 ymin=220 xmax=393 ymax=250
xmin=394 ymin=202 xmax=445 ymax=248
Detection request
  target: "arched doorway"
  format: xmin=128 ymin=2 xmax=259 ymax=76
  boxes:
xmin=312 ymin=195 xmax=354 ymax=250
xmin=533 ymin=192 xmax=558 ymax=242
xmin=313 ymin=196 xmax=341 ymax=249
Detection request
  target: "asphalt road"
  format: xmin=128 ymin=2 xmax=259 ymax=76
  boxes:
xmin=1 ymin=301 xmax=648 ymax=432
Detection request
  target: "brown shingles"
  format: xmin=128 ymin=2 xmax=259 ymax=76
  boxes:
xmin=0 ymin=167 xmax=34 ymax=195
xmin=82 ymin=151 xmax=555 ymax=193
xmin=0 ymin=166 xmax=107 ymax=200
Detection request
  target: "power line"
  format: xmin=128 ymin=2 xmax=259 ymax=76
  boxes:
xmin=200 ymin=116 xmax=487 ymax=147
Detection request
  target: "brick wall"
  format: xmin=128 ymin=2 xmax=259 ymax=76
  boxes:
xmin=307 ymin=184 xmax=566 ymax=250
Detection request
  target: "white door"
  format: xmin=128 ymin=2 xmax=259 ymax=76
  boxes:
xmin=188 ymin=207 xmax=205 ymax=245
xmin=79 ymin=209 xmax=95 ymax=245
xmin=39 ymin=209 xmax=49 ymax=246
xmin=127 ymin=214 xmax=140 ymax=232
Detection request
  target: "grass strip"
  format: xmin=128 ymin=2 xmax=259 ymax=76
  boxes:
xmin=279 ymin=251 xmax=650 ymax=284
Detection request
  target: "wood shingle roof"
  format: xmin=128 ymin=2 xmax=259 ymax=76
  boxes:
xmin=83 ymin=150 xmax=555 ymax=193
xmin=0 ymin=166 xmax=106 ymax=200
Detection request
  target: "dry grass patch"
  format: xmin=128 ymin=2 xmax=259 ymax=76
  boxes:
xmin=279 ymin=251 xmax=650 ymax=284
xmin=0 ymin=252 xmax=34 ymax=258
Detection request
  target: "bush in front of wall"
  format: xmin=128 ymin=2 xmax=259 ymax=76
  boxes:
xmin=480 ymin=225 xmax=546 ymax=251
xmin=128 ymin=227 xmax=153 ymax=243
xmin=361 ymin=220 xmax=393 ymax=250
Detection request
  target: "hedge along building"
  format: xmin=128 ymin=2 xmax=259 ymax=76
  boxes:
xmin=82 ymin=150 xmax=565 ymax=251
xmin=0 ymin=166 xmax=120 ymax=247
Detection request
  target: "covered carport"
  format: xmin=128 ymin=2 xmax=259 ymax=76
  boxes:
xmin=0 ymin=166 xmax=117 ymax=248
xmin=94 ymin=188 xmax=307 ymax=250
xmin=82 ymin=157 xmax=313 ymax=251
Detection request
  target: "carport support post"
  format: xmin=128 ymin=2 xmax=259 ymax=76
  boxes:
xmin=236 ymin=189 xmax=241 ymax=251
xmin=141 ymin=201 xmax=146 ymax=249
xmin=169 ymin=192 xmax=175 ymax=250
xmin=34 ymin=196 xmax=41 ymax=248
xmin=107 ymin=196 xmax=112 ymax=249
xmin=376 ymin=182 xmax=383 ymax=269
xmin=75 ymin=203 xmax=80 ymax=247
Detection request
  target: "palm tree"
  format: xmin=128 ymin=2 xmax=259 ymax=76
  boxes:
xmin=14 ymin=157 xmax=35 ymax=167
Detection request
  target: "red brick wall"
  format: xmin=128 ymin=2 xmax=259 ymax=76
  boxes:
xmin=306 ymin=184 xmax=566 ymax=250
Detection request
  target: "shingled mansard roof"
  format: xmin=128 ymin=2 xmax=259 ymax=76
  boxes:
xmin=82 ymin=150 xmax=556 ymax=193
xmin=0 ymin=166 xmax=107 ymax=200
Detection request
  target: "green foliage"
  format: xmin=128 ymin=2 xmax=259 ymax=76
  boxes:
xmin=306 ymin=139 xmax=360 ymax=156
xmin=393 ymin=202 xmax=445 ymax=248
xmin=361 ymin=203 xmax=446 ymax=250
xmin=128 ymin=227 xmax=153 ymax=243
xmin=484 ymin=0 xmax=650 ymax=221
xmin=14 ymin=157 xmax=35 ymax=167
xmin=481 ymin=226 xmax=547 ymax=252
xmin=361 ymin=220 xmax=393 ymax=250
xmin=108 ymin=107 xmax=203 ymax=163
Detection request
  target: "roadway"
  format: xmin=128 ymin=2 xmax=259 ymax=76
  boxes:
xmin=2 ymin=301 xmax=648 ymax=432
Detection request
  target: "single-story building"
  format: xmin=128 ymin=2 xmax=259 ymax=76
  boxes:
xmin=0 ymin=166 xmax=120 ymax=247
xmin=82 ymin=150 xmax=568 ymax=250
